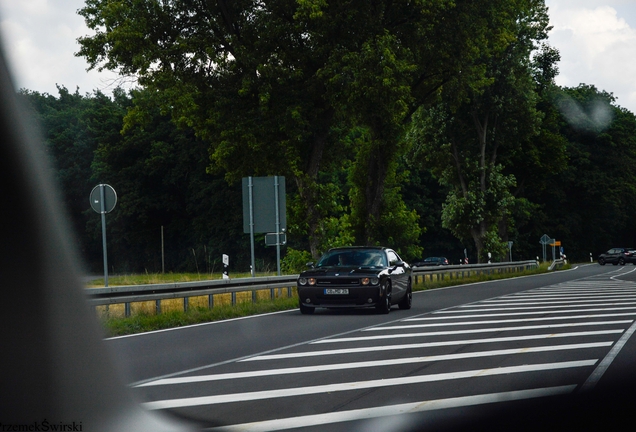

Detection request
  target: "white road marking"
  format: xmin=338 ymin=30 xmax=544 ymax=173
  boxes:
xmin=315 ymin=321 xmax=632 ymax=342
xmin=399 ymin=313 xmax=636 ymax=326
xmin=243 ymin=330 xmax=622 ymax=361
xmin=419 ymin=306 xmax=636 ymax=319
xmin=454 ymin=302 xmax=636 ymax=312
xmin=204 ymin=386 xmax=577 ymax=432
xmin=484 ymin=295 xmax=636 ymax=302
xmin=463 ymin=299 xmax=636 ymax=307
xmin=580 ymin=320 xmax=636 ymax=392
xmin=143 ymin=361 xmax=594 ymax=410
xmin=136 ymin=343 xmax=611 ymax=387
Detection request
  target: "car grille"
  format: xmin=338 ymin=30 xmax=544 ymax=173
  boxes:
xmin=316 ymin=278 xmax=360 ymax=286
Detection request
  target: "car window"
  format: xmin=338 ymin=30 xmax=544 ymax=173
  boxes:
xmin=316 ymin=249 xmax=386 ymax=267
xmin=363 ymin=251 xmax=386 ymax=267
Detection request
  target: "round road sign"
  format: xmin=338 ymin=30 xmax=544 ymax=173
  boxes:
xmin=90 ymin=184 xmax=117 ymax=213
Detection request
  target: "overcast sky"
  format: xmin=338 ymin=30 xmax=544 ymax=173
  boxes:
xmin=0 ymin=0 xmax=635 ymax=113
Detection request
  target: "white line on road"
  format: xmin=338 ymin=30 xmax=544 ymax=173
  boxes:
xmin=204 ymin=386 xmax=577 ymax=432
xmin=242 ymin=330 xmax=622 ymax=361
xmin=416 ymin=306 xmax=636 ymax=319
xmin=143 ymin=362 xmax=594 ymax=410
xmin=315 ymin=321 xmax=632 ymax=341
xmin=580 ymin=320 xmax=636 ymax=392
xmin=454 ymin=302 xmax=636 ymax=312
xmin=400 ymin=313 xmax=636 ymax=327
xmin=136 ymin=343 xmax=611 ymax=387
xmin=484 ymin=295 xmax=636 ymax=302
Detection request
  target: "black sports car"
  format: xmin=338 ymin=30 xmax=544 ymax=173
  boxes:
xmin=296 ymin=246 xmax=412 ymax=314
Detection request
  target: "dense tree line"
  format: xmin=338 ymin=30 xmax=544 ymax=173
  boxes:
xmin=16 ymin=1 xmax=636 ymax=272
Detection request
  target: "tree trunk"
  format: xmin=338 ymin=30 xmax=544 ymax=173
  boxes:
xmin=470 ymin=222 xmax=488 ymax=264
xmin=296 ymin=126 xmax=329 ymax=259
xmin=361 ymin=140 xmax=391 ymax=245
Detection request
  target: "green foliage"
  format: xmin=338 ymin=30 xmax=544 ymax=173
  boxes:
xmin=78 ymin=0 xmax=533 ymax=259
xmin=406 ymin=0 xmax=554 ymax=261
xmin=530 ymin=85 xmax=636 ymax=260
xmin=21 ymin=0 xmax=636 ymax=270
xmin=280 ymin=248 xmax=313 ymax=273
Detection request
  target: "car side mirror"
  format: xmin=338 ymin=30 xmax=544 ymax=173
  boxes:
xmin=306 ymin=262 xmax=315 ymax=268
xmin=388 ymin=261 xmax=405 ymax=273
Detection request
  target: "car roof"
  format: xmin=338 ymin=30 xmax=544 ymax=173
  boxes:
xmin=326 ymin=246 xmax=387 ymax=252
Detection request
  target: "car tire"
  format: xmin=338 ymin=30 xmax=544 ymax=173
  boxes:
xmin=398 ymin=280 xmax=412 ymax=310
xmin=299 ymin=301 xmax=315 ymax=315
xmin=376 ymin=282 xmax=391 ymax=314
xmin=599 ymin=258 xmax=605 ymax=265
xmin=619 ymin=258 xmax=626 ymax=265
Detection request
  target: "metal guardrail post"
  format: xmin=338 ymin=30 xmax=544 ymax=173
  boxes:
xmin=231 ymin=292 xmax=236 ymax=305
xmin=208 ymin=294 xmax=214 ymax=309
xmin=184 ymin=297 xmax=189 ymax=312
xmin=125 ymin=302 xmax=130 ymax=317
xmin=155 ymin=299 xmax=161 ymax=314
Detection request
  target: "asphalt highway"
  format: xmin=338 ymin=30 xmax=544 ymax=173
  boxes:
xmin=104 ymin=264 xmax=636 ymax=431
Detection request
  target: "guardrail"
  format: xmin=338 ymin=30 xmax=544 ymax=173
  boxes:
xmin=548 ymin=259 xmax=566 ymax=271
xmin=86 ymin=275 xmax=299 ymax=317
xmin=411 ymin=260 xmax=540 ymax=284
xmin=86 ymin=260 xmax=540 ymax=317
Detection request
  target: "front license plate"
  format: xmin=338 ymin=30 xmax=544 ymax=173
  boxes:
xmin=325 ymin=288 xmax=349 ymax=295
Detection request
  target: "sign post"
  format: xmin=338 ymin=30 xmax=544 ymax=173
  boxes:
xmin=242 ymin=176 xmax=286 ymax=277
xmin=222 ymin=254 xmax=229 ymax=279
xmin=539 ymin=234 xmax=552 ymax=263
xmin=90 ymin=184 xmax=117 ymax=287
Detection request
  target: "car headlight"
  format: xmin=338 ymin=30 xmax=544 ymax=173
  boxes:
xmin=361 ymin=277 xmax=380 ymax=285
xmin=361 ymin=277 xmax=370 ymax=285
xmin=370 ymin=277 xmax=379 ymax=285
xmin=308 ymin=278 xmax=316 ymax=286
xmin=298 ymin=277 xmax=307 ymax=286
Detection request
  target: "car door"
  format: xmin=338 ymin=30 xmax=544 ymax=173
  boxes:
xmin=386 ymin=249 xmax=407 ymax=302
xmin=609 ymin=248 xmax=622 ymax=263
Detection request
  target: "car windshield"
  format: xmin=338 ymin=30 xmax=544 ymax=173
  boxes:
xmin=316 ymin=249 xmax=386 ymax=268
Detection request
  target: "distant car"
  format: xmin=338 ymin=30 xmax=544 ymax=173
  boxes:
xmin=297 ymin=246 xmax=412 ymax=314
xmin=598 ymin=248 xmax=636 ymax=265
xmin=412 ymin=256 xmax=449 ymax=267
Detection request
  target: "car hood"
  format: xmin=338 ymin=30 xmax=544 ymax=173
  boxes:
xmin=299 ymin=266 xmax=385 ymax=277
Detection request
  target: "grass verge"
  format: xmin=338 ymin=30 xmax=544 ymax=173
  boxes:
xmin=99 ymin=262 xmax=570 ymax=337
xmin=101 ymin=296 xmax=299 ymax=337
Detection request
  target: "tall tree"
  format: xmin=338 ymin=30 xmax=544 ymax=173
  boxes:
xmin=76 ymin=0 xmax=535 ymax=259
xmin=406 ymin=0 xmax=553 ymax=261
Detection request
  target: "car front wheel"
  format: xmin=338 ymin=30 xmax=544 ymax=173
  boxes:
xmin=376 ymin=283 xmax=391 ymax=314
xmin=599 ymin=258 xmax=605 ymax=265
xmin=619 ymin=258 xmax=626 ymax=265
